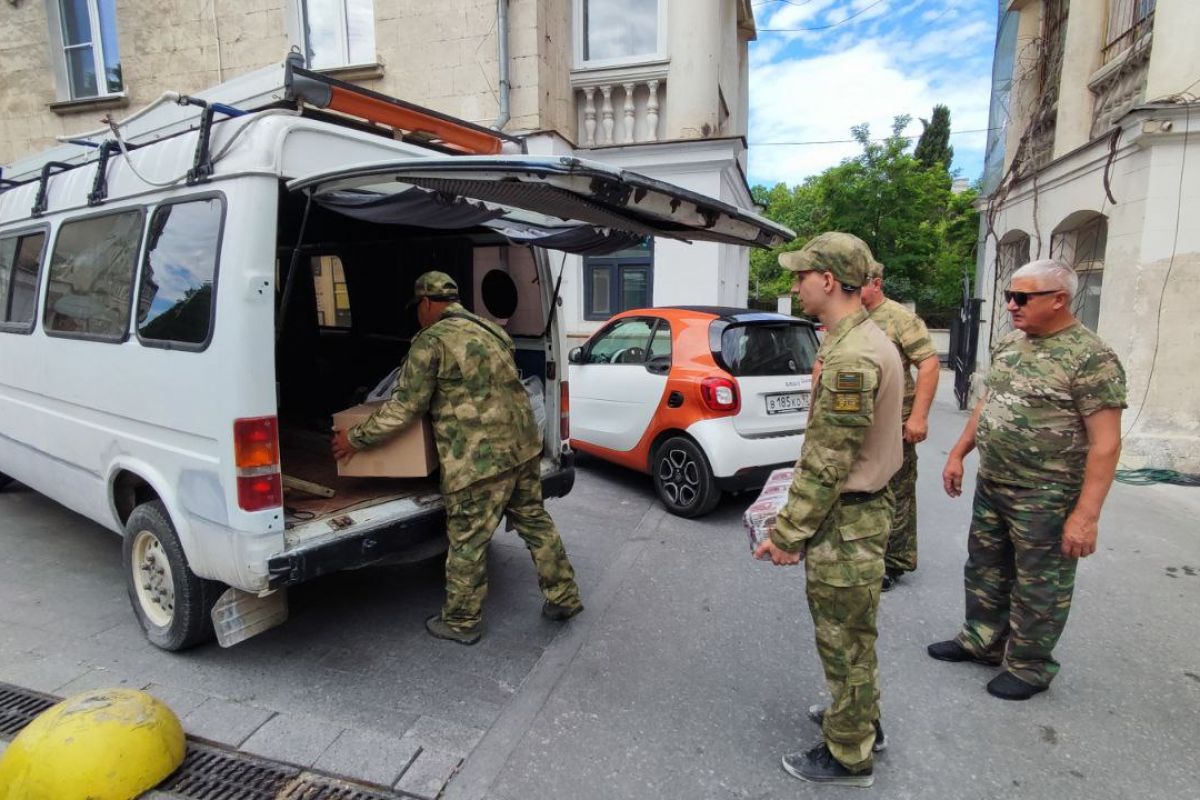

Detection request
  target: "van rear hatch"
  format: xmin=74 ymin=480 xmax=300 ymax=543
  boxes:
xmin=286 ymin=155 xmax=794 ymax=251
xmin=709 ymin=315 xmax=820 ymax=438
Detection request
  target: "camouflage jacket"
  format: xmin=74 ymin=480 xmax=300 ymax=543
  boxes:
xmin=348 ymin=303 xmax=542 ymax=493
xmin=868 ymin=298 xmax=938 ymax=420
xmin=978 ymin=322 xmax=1126 ymax=490
xmin=773 ymin=309 xmax=903 ymax=586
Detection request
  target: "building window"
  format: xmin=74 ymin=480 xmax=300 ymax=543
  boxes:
xmin=577 ymin=0 xmax=664 ymax=67
xmin=1104 ymin=0 xmax=1156 ymax=64
xmin=291 ymin=0 xmax=377 ymax=69
xmin=993 ymin=231 xmax=1030 ymax=341
xmin=48 ymin=0 xmax=123 ymax=100
xmin=1051 ymin=213 xmax=1107 ymax=332
xmin=137 ymin=198 xmax=224 ymax=348
xmin=583 ymin=241 xmax=652 ymax=321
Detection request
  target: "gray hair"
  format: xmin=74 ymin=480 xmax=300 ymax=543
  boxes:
xmin=1011 ymin=258 xmax=1078 ymax=299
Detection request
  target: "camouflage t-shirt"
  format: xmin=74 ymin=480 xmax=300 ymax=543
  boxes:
xmin=868 ymin=298 xmax=938 ymax=419
xmin=349 ymin=303 xmax=542 ymax=493
xmin=977 ymin=322 xmax=1127 ymax=490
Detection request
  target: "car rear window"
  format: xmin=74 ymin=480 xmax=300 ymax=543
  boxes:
xmin=720 ymin=323 xmax=818 ymax=376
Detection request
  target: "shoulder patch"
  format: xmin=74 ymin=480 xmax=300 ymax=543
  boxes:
xmin=832 ymin=393 xmax=862 ymax=413
xmin=835 ymin=371 xmax=863 ymax=391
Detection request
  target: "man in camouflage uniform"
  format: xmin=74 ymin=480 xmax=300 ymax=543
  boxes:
xmin=755 ymin=232 xmax=903 ymax=788
xmin=931 ymin=259 xmax=1125 ymax=699
xmin=860 ymin=263 xmax=940 ymax=590
xmin=332 ymin=272 xmax=582 ymax=645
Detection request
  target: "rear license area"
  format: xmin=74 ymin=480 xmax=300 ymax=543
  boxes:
xmin=765 ymin=391 xmax=810 ymax=415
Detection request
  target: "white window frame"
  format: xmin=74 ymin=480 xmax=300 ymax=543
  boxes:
xmin=573 ymin=0 xmax=668 ymax=71
xmin=287 ymin=0 xmax=378 ymax=70
xmin=44 ymin=0 xmax=124 ymax=102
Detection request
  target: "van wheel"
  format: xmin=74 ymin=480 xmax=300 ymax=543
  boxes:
xmin=123 ymin=501 xmax=220 ymax=651
xmin=653 ymin=437 xmax=721 ymax=518
xmin=0 ymin=472 xmax=12 ymax=490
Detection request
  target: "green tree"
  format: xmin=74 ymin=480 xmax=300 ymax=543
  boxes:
xmin=914 ymin=104 xmax=954 ymax=171
xmin=750 ymin=114 xmax=978 ymax=318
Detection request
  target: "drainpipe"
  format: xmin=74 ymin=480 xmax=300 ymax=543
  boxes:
xmin=494 ymin=0 xmax=511 ymax=131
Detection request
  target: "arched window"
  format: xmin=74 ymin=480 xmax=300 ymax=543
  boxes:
xmin=993 ymin=230 xmax=1031 ymax=340
xmin=1050 ymin=212 xmax=1107 ymax=331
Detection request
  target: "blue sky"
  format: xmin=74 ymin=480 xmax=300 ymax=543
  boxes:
xmin=747 ymin=0 xmax=998 ymax=188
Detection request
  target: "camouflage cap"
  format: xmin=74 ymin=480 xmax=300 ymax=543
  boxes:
xmin=778 ymin=232 xmax=881 ymax=289
xmin=866 ymin=260 xmax=885 ymax=281
xmin=410 ymin=271 xmax=459 ymax=306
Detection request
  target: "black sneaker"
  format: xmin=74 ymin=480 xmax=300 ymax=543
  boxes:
xmin=986 ymin=671 xmax=1047 ymax=701
xmin=781 ymin=743 xmax=874 ymax=788
xmin=807 ymin=705 xmax=887 ymax=753
xmin=425 ymin=615 xmax=481 ymax=645
xmin=880 ymin=572 xmax=898 ymax=592
xmin=927 ymin=639 xmax=1003 ymax=666
xmin=542 ymin=601 xmax=583 ymax=621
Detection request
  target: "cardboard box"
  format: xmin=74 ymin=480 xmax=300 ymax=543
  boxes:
xmin=332 ymin=403 xmax=438 ymax=478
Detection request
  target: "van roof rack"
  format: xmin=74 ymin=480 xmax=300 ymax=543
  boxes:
xmin=1 ymin=51 xmax=523 ymax=188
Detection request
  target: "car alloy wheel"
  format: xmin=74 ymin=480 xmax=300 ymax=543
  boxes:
xmin=652 ymin=436 xmax=721 ymax=518
xmin=658 ymin=446 xmax=701 ymax=507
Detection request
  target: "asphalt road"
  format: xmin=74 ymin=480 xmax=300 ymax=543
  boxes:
xmin=1 ymin=378 xmax=1198 ymax=798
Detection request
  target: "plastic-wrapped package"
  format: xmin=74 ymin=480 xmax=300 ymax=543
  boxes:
xmin=743 ymin=467 xmax=795 ymax=559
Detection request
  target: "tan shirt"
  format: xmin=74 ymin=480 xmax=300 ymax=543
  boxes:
xmin=842 ymin=318 xmax=904 ymax=492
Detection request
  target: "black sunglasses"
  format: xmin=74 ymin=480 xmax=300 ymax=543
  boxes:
xmin=1004 ymin=289 xmax=1060 ymax=307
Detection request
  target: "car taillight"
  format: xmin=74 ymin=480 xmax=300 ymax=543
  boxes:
xmin=700 ymin=376 xmax=740 ymax=413
xmin=234 ymin=416 xmax=282 ymax=512
xmin=560 ymin=381 xmax=570 ymax=441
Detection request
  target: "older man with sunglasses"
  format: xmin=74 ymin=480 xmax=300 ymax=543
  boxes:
xmin=929 ymin=259 xmax=1126 ymax=700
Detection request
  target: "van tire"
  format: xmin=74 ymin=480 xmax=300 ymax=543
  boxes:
xmin=652 ymin=436 xmax=722 ymax=518
xmin=0 ymin=472 xmax=12 ymax=490
xmin=123 ymin=501 xmax=220 ymax=651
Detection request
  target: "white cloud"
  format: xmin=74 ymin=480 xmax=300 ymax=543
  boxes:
xmin=747 ymin=0 xmax=996 ymax=186
xmin=748 ymin=38 xmax=993 ymax=185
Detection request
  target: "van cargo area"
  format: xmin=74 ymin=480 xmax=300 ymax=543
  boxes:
xmin=272 ymin=186 xmax=552 ymax=549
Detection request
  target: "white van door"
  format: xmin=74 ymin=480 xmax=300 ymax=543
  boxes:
xmin=285 ymin=155 xmax=794 ymax=249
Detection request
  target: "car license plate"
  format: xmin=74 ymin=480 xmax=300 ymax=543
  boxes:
xmin=765 ymin=392 xmax=809 ymax=415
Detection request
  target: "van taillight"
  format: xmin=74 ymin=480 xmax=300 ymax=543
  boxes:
xmin=234 ymin=416 xmax=281 ymax=512
xmin=560 ymin=381 xmax=570 ymax=441
xmin=700 ymin=376 xmax=739 ymax=413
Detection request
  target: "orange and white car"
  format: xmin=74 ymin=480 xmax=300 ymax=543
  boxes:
xmin=567 ymin=307 xmax=819 ymax=517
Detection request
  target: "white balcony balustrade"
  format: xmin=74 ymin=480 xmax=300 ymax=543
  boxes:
xmin=572 ymin=65 xmax=668 ymax=148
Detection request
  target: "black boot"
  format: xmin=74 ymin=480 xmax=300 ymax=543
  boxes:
xmin=880 ymin=569 xmax=902 ymax=592
xmin=987 ymin=671 xmax=1047 ymax=701
xmin=781 ymin=743 xmax=874 ymax=788
xmin=807 ymin=705 xmax=887 ymax=752
xmin=927 ymin=639 xmax=1003 ymax=666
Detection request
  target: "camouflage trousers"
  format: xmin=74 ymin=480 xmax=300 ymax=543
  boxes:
xmin=804 ymin=492 xmax=890 ymax=773
xmin=883 ymin=440 xmax=918 ymax=574
xmin=954 ymin=478 xmax=1080 ymax=688
xmin=441 ymin=457 xmax=581 ymax=633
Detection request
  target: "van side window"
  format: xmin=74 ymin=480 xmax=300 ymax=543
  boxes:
xmin=0 ymin=231 xmax=47 ymax=332
xmin=312 ymin=255 xmax=351 ymax=329
xmin=137 ymin=198 xmax=223 ymax=347
xmin=44 ymin=210 xmax=144 ymax=340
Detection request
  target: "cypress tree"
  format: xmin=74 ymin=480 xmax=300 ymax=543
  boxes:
xmin=915 ymin=104 xmax=954 ymax=170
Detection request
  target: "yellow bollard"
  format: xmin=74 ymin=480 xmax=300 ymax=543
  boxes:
xmin=0 ymin=688 xmax=185 ymax=800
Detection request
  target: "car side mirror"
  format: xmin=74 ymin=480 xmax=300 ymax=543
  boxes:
xmin=568 ymin=347 xmax=584 ymax=364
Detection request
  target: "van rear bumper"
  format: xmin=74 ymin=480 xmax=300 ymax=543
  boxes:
xmin=266 ymin=455 xmax=574 ymax=588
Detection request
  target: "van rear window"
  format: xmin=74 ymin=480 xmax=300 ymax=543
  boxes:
xmin=137 ymin=198 xmax=223 ymax=347
xmin=44 ymin=210 xmax=144 ymax=340
xmin=0 ymin=231 xmax=46 ymax=332
xmin=720 ymin=323 xmax=818 ymax=377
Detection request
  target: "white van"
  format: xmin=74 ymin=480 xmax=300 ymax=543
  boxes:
xmin=0 ymin=56 xmax=790 ymax=650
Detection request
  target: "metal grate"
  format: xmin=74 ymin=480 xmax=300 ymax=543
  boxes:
xmin=157 ymin=741 xmax=416 ymax=800
xmin=0 ymin=682 xmax=57 ymax=737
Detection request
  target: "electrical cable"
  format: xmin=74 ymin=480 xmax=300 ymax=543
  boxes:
xmin=751 ymin=127 xmax=998 ymax=146
xmin=759 ymin=0 xmax=889 ymax=31
xmin=1114 ymin=468 xmax=1200 ymax=487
